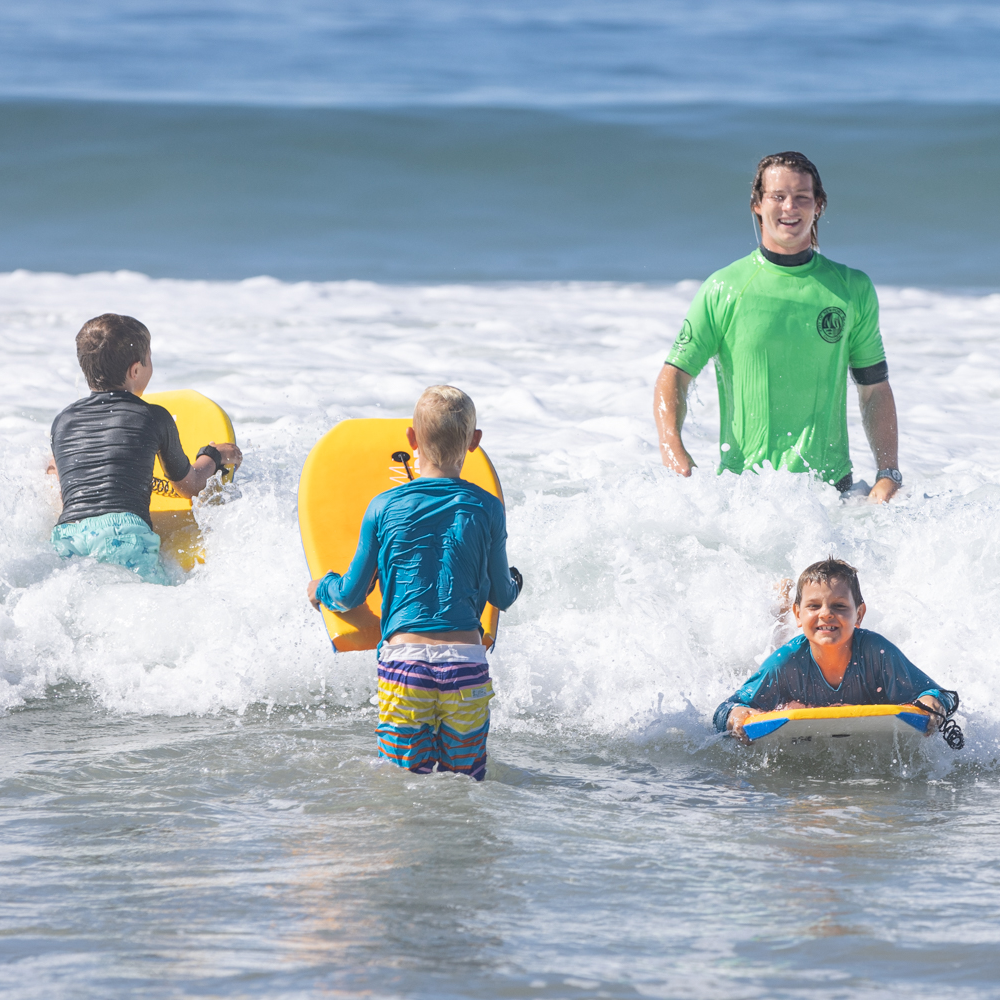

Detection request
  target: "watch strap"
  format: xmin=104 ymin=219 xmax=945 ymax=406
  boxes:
xmin=876 ymin=467 xmax=902 ymax=485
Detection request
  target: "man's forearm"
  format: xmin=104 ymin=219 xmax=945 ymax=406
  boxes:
xmin=654 ymin=364 xmax=695 ymax=474
xmin=858 ymin=380 xmax=900 ymax=501
xmin=858 ymin=381 xmax=899 ymax=470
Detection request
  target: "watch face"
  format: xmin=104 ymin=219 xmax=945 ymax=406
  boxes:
xmin=880 ymin=469 xmax=902 ymax=484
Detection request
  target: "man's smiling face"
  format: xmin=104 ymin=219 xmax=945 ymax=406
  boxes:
xmin=793 ymin=578 xmax=865 ymax=652
xmin=755 ymin=166 xmax=818 ymax=255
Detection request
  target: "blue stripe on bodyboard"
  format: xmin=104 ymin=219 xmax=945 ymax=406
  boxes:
xmin=898 ymin=712 xmax=930 ymax=732
xmin=742 ymin=717 xmax=789 ymax=741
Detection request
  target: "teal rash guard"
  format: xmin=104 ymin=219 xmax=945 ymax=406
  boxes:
xmin=713 ymin=629 xmax=958 ymax=732
xmin=315 ymin=478 xmax=520 ymax=642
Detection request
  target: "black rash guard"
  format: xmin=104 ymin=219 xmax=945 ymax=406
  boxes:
xmin=51 ymin=391 xmax=191 ymax=527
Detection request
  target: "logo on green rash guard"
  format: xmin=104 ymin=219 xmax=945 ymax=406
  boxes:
xmin=675 ymin=319 xmax=693 ymax=348
xmin=816 ymin=307 xmax=847 ymax=343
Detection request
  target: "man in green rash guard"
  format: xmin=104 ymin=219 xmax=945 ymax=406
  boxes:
xmin=653 ymin=151 xmax=902 ymax=502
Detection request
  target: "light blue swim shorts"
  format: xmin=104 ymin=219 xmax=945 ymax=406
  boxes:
xmin=51 ymin=512 xmax=170 ymax=585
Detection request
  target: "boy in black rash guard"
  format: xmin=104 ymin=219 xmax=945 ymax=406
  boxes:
xmin=49 ymin=313 xmax=242 ymax=583
xmin=715 ymin=559 xmax=959 ymax=742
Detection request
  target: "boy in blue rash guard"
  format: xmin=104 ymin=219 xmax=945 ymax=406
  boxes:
xmin=49 ymin=314 xmax=242 ymax=583
xmin=307 ymin=386 xmax=522 ymax=780
xmin=715 ymin=559 xmax=959 ymax=742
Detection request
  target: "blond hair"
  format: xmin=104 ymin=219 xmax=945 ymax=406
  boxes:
xmin=413 ymin=385 xmax=477 ymax=469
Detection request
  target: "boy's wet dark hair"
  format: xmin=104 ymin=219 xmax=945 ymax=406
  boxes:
xmin=76 ymin=313 xmax=151 ymax=391
xmin=794 ymin=558 xmax=864 ymax=608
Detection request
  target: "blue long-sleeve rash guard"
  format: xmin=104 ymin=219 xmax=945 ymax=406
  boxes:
xmin=713 ymin=629 xmax=958 ymax=732
xmin=315 ymin=477 xmax=519 ymax=642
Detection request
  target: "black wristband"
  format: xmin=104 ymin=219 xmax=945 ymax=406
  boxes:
xmin=850 ymin=360 xmax=889 ymax=386
xmin=196 ymin=444 xmax=224 ymax=475
xmin=509 ymin=566 xmax=523 ymax=594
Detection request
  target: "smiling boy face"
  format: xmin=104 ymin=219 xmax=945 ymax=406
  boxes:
xmin=793 ymin=577 xmax=866 ymax=652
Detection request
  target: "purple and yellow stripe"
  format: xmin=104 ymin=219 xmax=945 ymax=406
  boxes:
xmin=375 ymin=658 xmax=494 ymax=781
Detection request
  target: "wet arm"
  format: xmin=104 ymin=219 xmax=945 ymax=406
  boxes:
xmin=171 ymin=455 xmax=219 ymax=500
xmin=314 ymin=505 xmax=380 ymax=612
xmin=713 ymin=665 xmax=781 ymax=732
xmin=881 ymin=652 xmax=957 ymax=717
xmin=653 ymin=364 xmax=696 ymax=475
xmin=713 ymin=658 xmax=793 ymax=734
xmin=486 ymin=512 xmax=520 ymax=611
xmin=858 ymin=381 xmax=899 ymax=502
xmin=171 ymin=443 xmax=243 ymax=500
xmin=714 ymin=699 xmax=744 ymax=732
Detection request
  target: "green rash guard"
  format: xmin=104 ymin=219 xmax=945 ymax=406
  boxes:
xmin=666 ymin=249 xmax=886 ymax=483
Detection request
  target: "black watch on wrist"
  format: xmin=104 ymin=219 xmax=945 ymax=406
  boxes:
xmin=876 ymin=468 xmax=903 ymax=486
xmin=197 ymin=444 xmax=224 ymax=475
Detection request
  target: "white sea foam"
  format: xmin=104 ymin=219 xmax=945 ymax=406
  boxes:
xmin=1 ymin=270 xmax=999 ymax=753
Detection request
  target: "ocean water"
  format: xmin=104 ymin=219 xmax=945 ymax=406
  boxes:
xmin=0 ymin=0 xmax=999 ymax=285
xmin=2 ymin=99 xmax=999 ymax=286
xmin=3 ymin=2 xmax=1000 ymax=998
xmin=3 ymin=272 xmax=1000 ymax=998
xmin=3 ymin=0 xmax=999 ymax=107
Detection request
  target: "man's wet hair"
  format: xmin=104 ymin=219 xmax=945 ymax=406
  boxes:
xmin=750 ymin=151 xmax=828 ymax=250
xmin=413 ymin=385 xmax=477 ymax=469
xmin=794 ymin=558 xmax=864 ymax=608
xmin=76 ymin=314 xmax=151 ymax=391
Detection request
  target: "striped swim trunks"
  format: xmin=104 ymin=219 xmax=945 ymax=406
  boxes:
xmin=376 ymin=643 xmax=494 ymax=781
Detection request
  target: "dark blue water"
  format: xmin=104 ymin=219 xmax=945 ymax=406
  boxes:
xmin=0 ymin=1 xmax=998 ymax=285
xmin=2 ymin=1 xmax=999 ymax=106
xmin=0 ymin=100 xmax=997 ymax=285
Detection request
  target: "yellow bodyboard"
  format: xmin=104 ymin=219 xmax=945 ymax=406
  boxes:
xmin=298 ymin=417 xmax=504 ymax=652
xmin=142 ymin=389 xmax=237 ymax=570
xmin=741 ymin=703 xmax=933 ymax=746
xmin=747 ymin=704 xmax=930 ymax=724
xmin=143 ymin=389 xmax=236 ymax=511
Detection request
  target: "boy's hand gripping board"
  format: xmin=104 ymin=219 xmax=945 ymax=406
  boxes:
xmin=143 ymin=390 xmax=237 ymax=511
xmin=741 ymin=704 xmax=932 ymax=749
xmin=298 ymin=417 xmax=504 ymax=653
xmin=141 ymin=390 xmax=237 ymax=571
